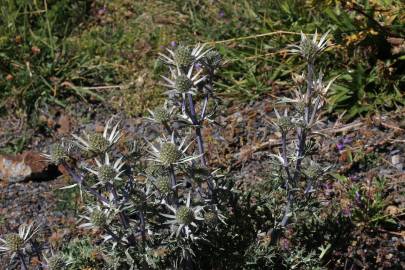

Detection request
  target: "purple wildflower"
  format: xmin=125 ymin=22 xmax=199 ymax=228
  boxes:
xmin=349 ymin=175 xmax=359 ymax=182
xmin=355 ymin=191 xmax=361 ymax=204
xmin=194 ymin=62 xmax=202 ymax=70
xmin=98 ymin=6 xmax=107 ymax=16
xmin=336 ymin=142 xmax=345 ymax=151
xmin=323 ymin=183 xmax=334 ymax=196
xmin=343 ymin=136 xmax=352 ymax=145
xmin=342 ymin=207 xmax=351 ymax=217
xmin=218 ymin=10 xmax=225 ymax=18
xmin=170 ymin=41 xmax=177 ymax=47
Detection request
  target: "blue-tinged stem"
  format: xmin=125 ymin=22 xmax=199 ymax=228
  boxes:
xmin=169 ymin=164 xmax=179 ymax=208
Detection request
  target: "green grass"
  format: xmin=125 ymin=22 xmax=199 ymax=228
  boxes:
xmin=1 ymin=0 xmax=404 ymax=123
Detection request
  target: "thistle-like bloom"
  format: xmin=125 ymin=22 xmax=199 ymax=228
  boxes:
xmin=146 ymin=102 xmax=175 ymax=124
xmin=145 ymin=163 xmax=168 ymax=178
xmin=148 ymin=134 xmax=200 ymax=166
xmin=288 ymin=30 xmax=330 ymax=61
xmin=78 ymin=204 xmax=114 ymax=230
xmin=204 ymin=209 xmax=226 ymax=227
xmin=161 ymin=193 xmax=204 ymax=239
xmin=85 ymin=153 xmax=125 ymax=186
xmin=42 ymin=141 xmax=71 ymax=165
xmin=200 ymin=50 xmax=222 ymax=71
xmin=72 ymin=117 xmax=121 ymax=153
xmin=0 ymin=223 xmax=39 ymax=260
xmin=273 ymin=108 xmax=294 ymax=132
xmin=161 ymin=65 xmax=206 ymax=99
xmin=159 ymin=43 xmax=210 ymax=70
xmin=155 ymin=175 xmax=173 ymax=194
xmin=43 ymin=253 xmax=67 ymax=270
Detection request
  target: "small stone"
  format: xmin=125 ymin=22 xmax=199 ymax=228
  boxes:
xmin=0 ymin=151 xmax=56 ymax=182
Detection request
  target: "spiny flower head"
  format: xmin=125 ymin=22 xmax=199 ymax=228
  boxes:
xmin=50 ymin=144 xmax=67 ymax=164
xmin=85 ymin=153 xmax=125 ymax=185
xmin=201 ymin=50 xmax=222 ymax=70
xmin=46 ymin=254 xmax=66 ymax=270
xmin=303 ymin=160 xmax=322 ymax=179
xmin=159 ymin=43 xmax=210 ymax=69
xmin=273 ymin=109 xmax=294 ymax=132
xmin=176 ymin=206 xmax=194 ymax=225
xmin=42 ymin=141 xmax=71 ymax=165
xmin=288 ymin=30 xmax=330 ymax=61
xmin=79 ymin=205 xmax=113 ymax=230
xmin=204 ymin=212 xmax=218 ymax=226
xmin=188 ymin=164 xmax=211 ymax=184
xmin=90 ymin=210 xmax=108 ymax=228
xmin=72 ymin=117 xmax=121 ymax=153
xmin=161 ymin=66 xmax=205 ymax=99
xmin=148 ymin=134 xmax=200 ymax=166
xmin=0 ymin=222 xmax=39 ymax=258
xmin=130 ymin=189 xmax=147 ymax=208
xmin=145 ymin=164 xmax=167 ymax=178
xmin=3 ymin=234 xmax=24 ymax=252
xmin=156 ymin=176 xmax=172 ymax=194
xmin=87 ymin=133 xmax=110 ymax=153
xmin=97 ymin=164 xmax=116 ymax=183
xmin=146 ymin=102 xmax=175 ymax=124
xmin=173 ymin=45 xmax=194 ymax=69
xmin=175 ymin=74 xmax=193 ymax=93
xmin=152 ymin=107 xmax=171 ymax=123
xmin=161 ymin=192 xmax=204 ymax=239
xmin=160 ymin=142 xmax=182 ymax=165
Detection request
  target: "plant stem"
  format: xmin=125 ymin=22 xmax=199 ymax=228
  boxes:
xmin=278 ymin=58 xmax=314 ymax=230
xmin=104 ymin=226 xmax=121 ymax=242
xmin=139 ymin=210 xmax=146 ymax=241
xmin=18 ymin=252 xmax=28 ymax=270
xmin=109 ymin=183 xmax=130 ymax=229
xmin=186 ymin=94 xmax=215 ymax=193
xmin=61 ymin=163 xmax=109 ymax=204
xmin=169 ymin=164 xmax=179 ymax=208
xmin=187 ymin=94 xmax=206 ymax=166
xmin=29 ymin=239 xmax=43 ymax=270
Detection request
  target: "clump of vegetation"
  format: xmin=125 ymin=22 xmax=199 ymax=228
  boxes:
xmin=0 ymin=31 xmax=359 ymax=270
xmin=1 ymin=1 xmax=404 ymax=269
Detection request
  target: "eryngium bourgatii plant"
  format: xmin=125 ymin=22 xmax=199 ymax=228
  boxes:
xmin=0 ymin=223 xmax=39 ymax=270
xmin=269 ymin=31 xmax=335 ymax=238
xmin=3 ymin=32 xmax=337 ymax=270
xmin=39 ymin=43 xmax=225 ymax=269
